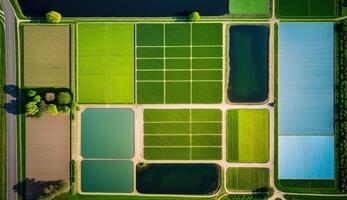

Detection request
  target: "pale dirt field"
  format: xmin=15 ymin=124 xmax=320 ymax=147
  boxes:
xmin=23 ymin=25 xmax=70 ymax=87
xmin=26 ymin=113 xmax=70 ymax=181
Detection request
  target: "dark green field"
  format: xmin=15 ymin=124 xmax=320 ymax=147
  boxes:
xmin=276 ymin=0 xmax=336 ymax=18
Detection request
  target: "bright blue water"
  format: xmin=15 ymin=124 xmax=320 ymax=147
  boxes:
xmin=278 ymin=22 xmax=334 ymax=135
xmin=279 ymin=136 xmax=335 ymax=179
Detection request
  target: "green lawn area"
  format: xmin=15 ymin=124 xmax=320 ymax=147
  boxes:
xmin=229 ymin=0 xmax=269 ymax=15
xmin=77 ymin=23 xmax=134 ymax=103
xmin=226 ymin=168 xmax=269 ymax=191
xmin=143 ymin=109 xmax=222 ymax=160
xmin=0 ymin=18 xmax=5 ymax=200
xmin=136 ymin=23 xmax=223 ymax=104
xmin=227 ymin=109 xmax=269 ymax=163
xmin=276 ymin=0 xmax=336 ymax=18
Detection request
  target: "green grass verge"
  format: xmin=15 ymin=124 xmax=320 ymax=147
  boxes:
xmin=276 ymin=0 xmax=336 ymax=18
xmin=227 ymin=109 xmax=269 ymax=163
xmin=77 ymin=23 xmax=134 ymax=104
xmin=0 ymin=18 xmax=6 ymax=200
xmin=226 ymin=168 xmax=269 ymax=192
xmin=229 ymin=0 xmax=269 ymax=15
xmin=53 ymin=193 xmax=214 ymax=200
xmin=284 ymin=195 xmax=347 ymax=200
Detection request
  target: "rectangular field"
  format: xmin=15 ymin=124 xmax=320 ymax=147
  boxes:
xmin=143 ymin=109 xmax=222 ymax=160
xmin=276 ymin=0 xmax=336 ymax=18
xmin=23 ymin=25 xmax=70 ymax=87
xmin=226 ymin=168 xmax=269 ymax=191
xmin=227 ymin=109 xmax=269 ymax=163
xmin=229 ymin=0 xmax=269 ymax=15
xmin=26 ymin=113 xmax=70 ymax=181
xmin=77 ymin=23 xmax=134 ymax=103
xmin=136 ymin=23 xmax=223 ymax=104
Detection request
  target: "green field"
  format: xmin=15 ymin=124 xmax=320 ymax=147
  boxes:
xmin=136 ymin=23 xmax=223 ymax=104
xmin=226 ymin=168 xmax=269 ymax=191
xmin=227 ymin=109 xmax=269 ymax=163
xmin=229 ymin=0 xmax=269 ymax=15
xmin=143 ymin=109 xmax=222 ymax=160
xmin=77 ymin=23 xmax=134 ymax=103
xmin=276 ymin=0 xmax=336 ymax=18
xmin=23 ymin=25 xmax=70 ymax=87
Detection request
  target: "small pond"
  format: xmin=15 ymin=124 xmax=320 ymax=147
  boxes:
xmin=18 ymin=0 xmax=229 ymax=17
xmin=228 ymin=25 xmax=269 ymax=103
xmin=136 ymin=163 xmax=220 ymax=195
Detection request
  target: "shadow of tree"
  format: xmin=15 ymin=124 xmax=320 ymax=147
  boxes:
xmin=13 ymin=178 xmax=63 ymax=200
xmin=3 ymin=84 xmax=25 ymax=115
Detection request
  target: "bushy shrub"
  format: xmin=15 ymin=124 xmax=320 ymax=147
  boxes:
xmin=57 ymin=92 xmax=71 ymax=105
xmin=25 ymin=101 xmax=39 ymax=116
xmin=27 ymin=90 xmax=36 ymax=97
xmin=59 ymin=105 xmax=70 ymax=113
xmin=45 ymin=92 xmax=55 ymax=102
xmin=33 ymin=95 xmax=41 ymax=103
xmin=46 ymin=11 xmax=61 ymax=23
xmin=46 ymin=104 xmax=58 ymax=116
xmin=188 ymin=11 xmax=200 ymax=22
xmin=38 ymin=180 xmax=69 ymax=200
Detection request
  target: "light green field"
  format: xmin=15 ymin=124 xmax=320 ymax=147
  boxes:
xmin=229 ymin=0 xmax=269 ymax=15
xmin=226 ymin=168 xmax=269 ymax=191
xmin=143 ymin=109 xmax=222 ymax=160
xmin=77 ymin=23 xmax=134 ymax=103
xmin=227 ymin=109 xmax=269 ymax=163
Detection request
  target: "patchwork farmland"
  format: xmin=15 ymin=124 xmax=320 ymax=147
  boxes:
xmin=13 ymin=0 xmax=344 ymax=198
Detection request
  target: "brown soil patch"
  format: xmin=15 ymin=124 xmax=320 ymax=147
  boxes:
xmin=26 ymin=113 xmax=70 ymax=181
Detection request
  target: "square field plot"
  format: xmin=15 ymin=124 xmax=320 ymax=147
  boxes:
xmin=136 ymin=23 xmax=223 ymax=104
xmin=23 ymin=25 xmax=70 ymax=87
xmin=143 ymin=109 xmax=222 ymax=160
xmin=77 ymin=23 xmax=134 ymax=103
xmin=227 ymin=109 xmax=269 ymax=163
xmin=277 ymin=0 xmax=336 ymax=18
xmin=81 ymin=160 xmax=133 ymax=193
xmin=81 ymin=108 xmax=134 ymax=159
xmin=229 ymin=0 xmax=269 ymax=15
xmin=226 ymin=168 xmax=269 ymax=191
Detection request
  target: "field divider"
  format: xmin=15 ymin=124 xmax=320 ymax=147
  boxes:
xmin=137 ymin=69 xmax=222 ymax=72
xmin=144 ymin=134 xmax=222 ymax=136
xmin=144 ymin=146 xmax=222 ymax=148
xmin=137 ymin=80 xmax=223 ymax=82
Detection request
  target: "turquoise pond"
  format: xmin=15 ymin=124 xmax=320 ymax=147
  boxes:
xmin=81 ymin=108 xmax=134 ymax=159
xmin=278 ymin=22 xmax=335 ymax=180
xmin=81 ymin=160 xmax=133 ymax=193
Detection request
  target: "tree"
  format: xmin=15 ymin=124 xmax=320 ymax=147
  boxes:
xmin=33 ymin=95 xmax=41 ymax=103
xmin=188 ymin=11 xmax=200 ymax=22
xmin=57 ymin=92 xmax=71 ymax=105
xmin=27 ymin=90 xmax=36 ymax=97
xmin=46 ymin=104 xmax=58 ymax=116
xmin=59 ymin=105 xmax=70 ymax=113
xmin=46 ymin=11 xmax=62 ymax=23
xmin=26 ymin=102 xmax=39 ymax=116
xmin=45 ymin=92 xmax=55 ymax=102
